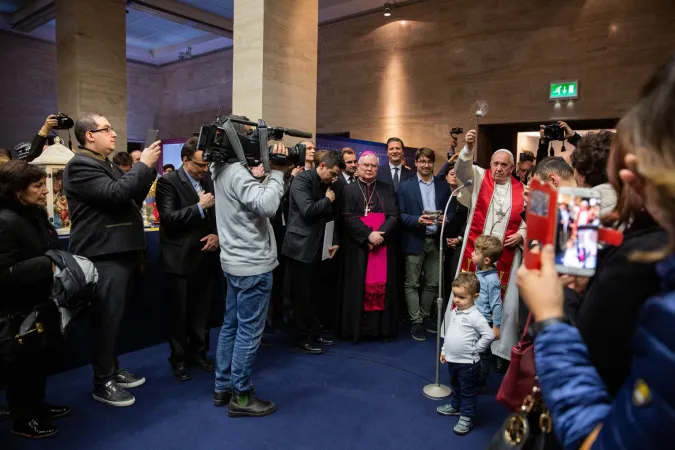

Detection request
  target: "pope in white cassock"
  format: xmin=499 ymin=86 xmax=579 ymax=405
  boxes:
xmin=441 ymin=130 xmax=526 ymax=362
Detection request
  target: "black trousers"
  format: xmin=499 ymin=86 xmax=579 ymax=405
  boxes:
xmin=287 ymin=257 xmax=322 ymax=342
xmin=90 ymin=252 xmax=138 ymax=387
xmin=166 ymin=267 xmax=215 ymax=365
xmin=4 ymin=348 xmax=48 ymax=421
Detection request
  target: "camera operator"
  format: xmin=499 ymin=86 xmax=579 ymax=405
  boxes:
xmin=11 ymin=115 xmax=61 ymax=162
xmin=536 ymin=120 xmax=581 ymax=163
xmin=63 ymin=113 xmax=161 ymax=407
xmin=211 ymin=140 xmax=290 ymax=418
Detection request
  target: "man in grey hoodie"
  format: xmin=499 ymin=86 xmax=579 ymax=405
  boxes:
xmin=211 ymin=142 xmax=289 ymax=418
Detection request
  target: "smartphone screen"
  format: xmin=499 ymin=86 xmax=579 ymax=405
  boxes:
xmin=555 ymin=189 xmax=601 ymax=276
xmin=145 ymin=129 xmax=159 ymax=150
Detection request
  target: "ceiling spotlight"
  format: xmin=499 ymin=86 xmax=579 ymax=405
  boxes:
xmin=384 ymin=2 xmax=392 ymax=17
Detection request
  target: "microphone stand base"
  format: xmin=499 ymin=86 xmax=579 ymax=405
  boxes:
xmin=423 ymin=383 xmax=452 ymax=400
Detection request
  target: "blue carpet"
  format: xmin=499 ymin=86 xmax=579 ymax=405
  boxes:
xmin=1 ymin=331 xmax=507 ymax=449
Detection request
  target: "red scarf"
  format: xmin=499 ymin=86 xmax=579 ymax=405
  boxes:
xmin=460 ymin=171 xmax=524 ymax=297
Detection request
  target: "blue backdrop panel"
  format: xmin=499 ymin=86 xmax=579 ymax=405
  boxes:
xmin=316 ymin=135 xmax=417 ymax=168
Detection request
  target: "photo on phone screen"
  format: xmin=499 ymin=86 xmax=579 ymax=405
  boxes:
xmin=555 ymin=189 xmax=601 ymax=275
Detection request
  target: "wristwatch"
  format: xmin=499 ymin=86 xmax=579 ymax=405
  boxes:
xmin=529 ymin=317 xmax=568 ymax=339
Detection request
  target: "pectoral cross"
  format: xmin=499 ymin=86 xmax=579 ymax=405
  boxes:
xmin=496 ymin=208 xmax=506 ymax=221
xmin=364 ymin=205 xmax=370 ymax=217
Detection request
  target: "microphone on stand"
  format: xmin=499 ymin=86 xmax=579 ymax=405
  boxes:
xmin=422 ymin=179 xmax=472 ymax=400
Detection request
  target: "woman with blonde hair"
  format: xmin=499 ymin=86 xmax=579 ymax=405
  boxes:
xmin=517 ymin=55 xmax=675 ymax=449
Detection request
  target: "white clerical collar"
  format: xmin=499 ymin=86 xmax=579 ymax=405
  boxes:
xmin=359 ymin=178 xmax=376 ymax=186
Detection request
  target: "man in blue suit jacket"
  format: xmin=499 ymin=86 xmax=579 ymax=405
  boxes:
xmin=398 ymin=147 xmax=450 ymax=341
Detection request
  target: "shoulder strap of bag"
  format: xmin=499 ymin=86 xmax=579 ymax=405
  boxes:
xmin=520 ymin=312 xmax=533 ymax=341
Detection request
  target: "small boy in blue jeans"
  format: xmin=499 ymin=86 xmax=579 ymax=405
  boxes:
xmin=437 ymin=272 xmax=494 ymax=435
xmin=471 ymin=235 xmax=503 ymax=389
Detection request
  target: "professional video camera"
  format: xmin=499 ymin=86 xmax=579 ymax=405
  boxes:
xmin=54 ymin=113 xmax=74 ymax=130
xmin=197 ymin=116 xmax=312 ymax=169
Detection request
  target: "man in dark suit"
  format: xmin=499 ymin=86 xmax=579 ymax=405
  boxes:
xmin=282 ymin=152 xmax=344 ymax=354
xmin=155 ymin=137 xmax=220 ymax=381
xmin=376 ymin=137 xmax=414 ymax=191
xmin=63 ymin=113 xmax=161 ymax=407
xmin=397 ymin=147 xmax=450 ymax=342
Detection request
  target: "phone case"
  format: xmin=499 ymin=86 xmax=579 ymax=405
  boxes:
xmin=523 ymin=179 xmax=558 ymax=270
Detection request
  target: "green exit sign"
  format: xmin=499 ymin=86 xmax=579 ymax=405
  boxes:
xmin=549 ymin=80 xmax=579 ymax=100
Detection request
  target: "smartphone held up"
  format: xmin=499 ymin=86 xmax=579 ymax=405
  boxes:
xmin=523 ymin=180 xmax=622 ymax=277
xmin=554 ymin=188 xmax=601 ymax=276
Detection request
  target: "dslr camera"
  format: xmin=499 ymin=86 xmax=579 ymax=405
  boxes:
xmin=197 ymin=116 xmax=312 ymax=167
xmin=54 ymin=113 xmax=74 ymax=130
xmin=450 ymin=127 xmax=464 ymax=136
xmin=544 ymin=123 xmax=565 ymax=141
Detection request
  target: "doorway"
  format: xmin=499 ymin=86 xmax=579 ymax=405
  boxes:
xmin=476 ymin=119 xmax=618 ymax=166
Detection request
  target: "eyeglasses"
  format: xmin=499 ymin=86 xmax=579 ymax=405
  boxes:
xmin=90 ymin=126 xmax=114 ymax=134
xmin=190 ymin=159 xmax=209 ymax=169
xmin=416 ymin=160 xmax=434 ymax=166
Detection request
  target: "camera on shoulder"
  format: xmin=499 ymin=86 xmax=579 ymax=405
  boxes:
xmin=197 ymin=116 xmax=312 ymax=168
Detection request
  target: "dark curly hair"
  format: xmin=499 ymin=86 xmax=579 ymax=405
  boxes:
xmin=569 ymin=131 xmax=614 ymax=187
xmin=0 ymin=160 xmax=47 ymax=205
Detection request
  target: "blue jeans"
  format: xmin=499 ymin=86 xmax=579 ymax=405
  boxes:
xmin=215 ymin=272 xmax=272 ymax=394
xmin=448 ymin=361 xmax=480 ymax=418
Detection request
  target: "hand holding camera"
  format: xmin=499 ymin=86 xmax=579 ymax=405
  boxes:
xmin=541 ymin=121 xmax=575 ymax=141
xmin=43 ymin=115 xmax=59 ymax=132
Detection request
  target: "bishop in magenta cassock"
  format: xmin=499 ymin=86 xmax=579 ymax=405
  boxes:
xmin=338 ymin=152 xmax=399 ymax=342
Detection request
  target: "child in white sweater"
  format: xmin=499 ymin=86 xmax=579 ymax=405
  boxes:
xmin=437 ymin=272 xmax=494 ymax=435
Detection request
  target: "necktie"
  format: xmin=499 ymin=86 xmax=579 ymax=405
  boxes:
xmin=349 ymin=176 xmax=354 ymax=184
xmin=195 ymin=182 xmax=204 ymax=195
xmin=393 ymin=167 xmax=400 ymax=190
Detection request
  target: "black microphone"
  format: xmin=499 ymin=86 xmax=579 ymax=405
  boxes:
xmin=282 ymin=128 xmax=313 ymax=139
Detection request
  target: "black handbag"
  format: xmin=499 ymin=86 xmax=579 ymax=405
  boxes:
xmin=0 ymin=304 xmax=59 ymax=362
xmin=485 ymin=383 xmax=552 ymax=450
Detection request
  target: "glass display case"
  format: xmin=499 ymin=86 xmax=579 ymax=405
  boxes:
xmin=30 ymin=138 xmax=75 ymax=235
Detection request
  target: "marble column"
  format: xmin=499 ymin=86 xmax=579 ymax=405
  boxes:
xmin=232 ymin=0 xmax=318 ymax=144
xmin=56 ymin=0 xmax=127 ymax=148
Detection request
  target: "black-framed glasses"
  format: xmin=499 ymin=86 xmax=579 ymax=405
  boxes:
xmin=90 ymin=126 xmax=114 ymax=134
xmin=190 ymin=159 xmax=209 ymax=169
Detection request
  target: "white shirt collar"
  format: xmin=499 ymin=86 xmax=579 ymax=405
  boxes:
xmin=417 ymin=173 xmax=434 ymax=185
xmin=389 ymin=162 xmax=402 ymax=170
